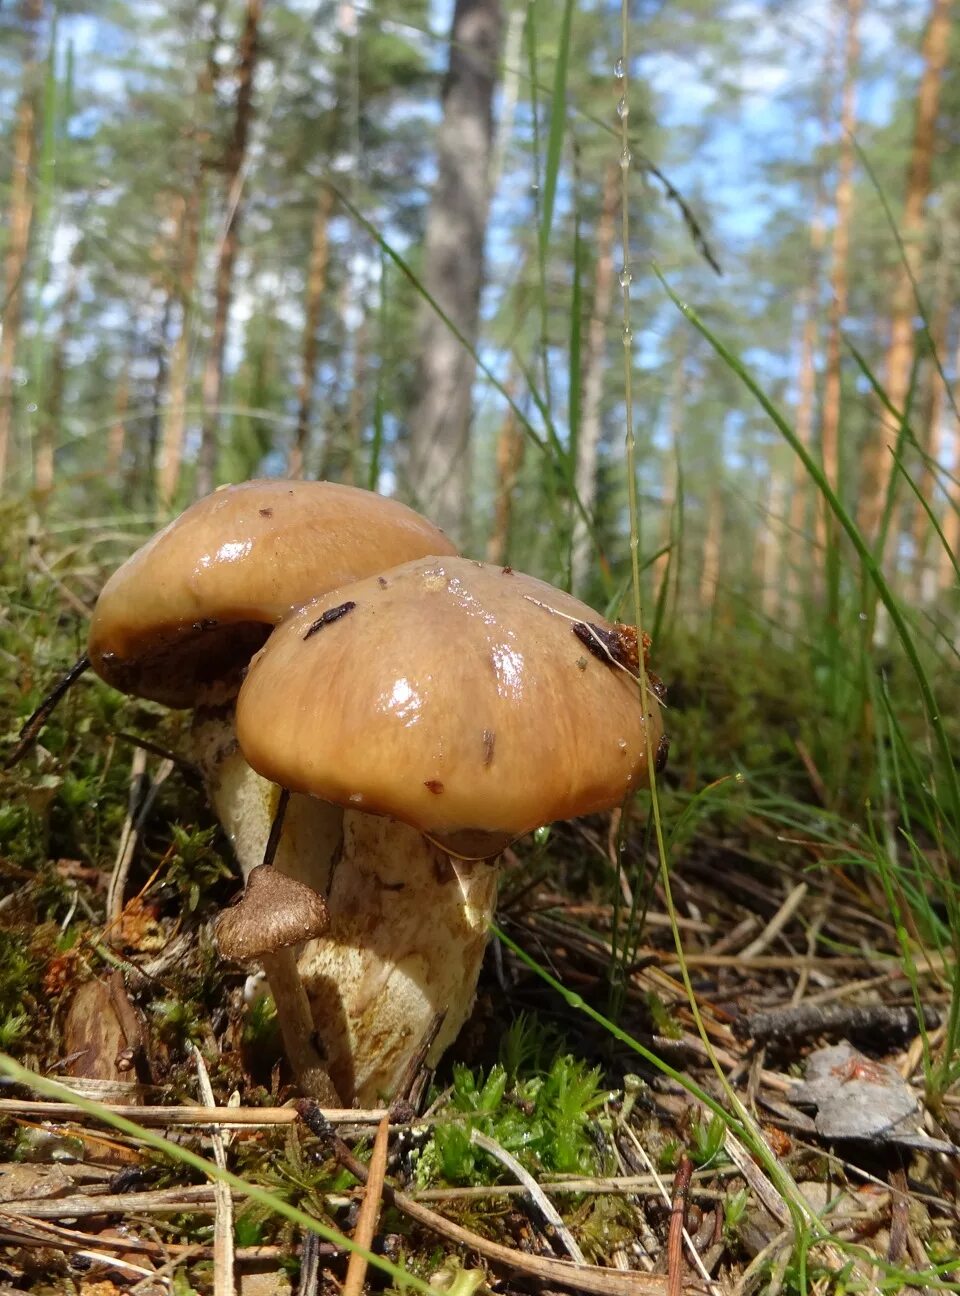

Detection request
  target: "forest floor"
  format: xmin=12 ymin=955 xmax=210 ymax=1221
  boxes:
xmin=1 ymin=509 xmax=958 ymax=1296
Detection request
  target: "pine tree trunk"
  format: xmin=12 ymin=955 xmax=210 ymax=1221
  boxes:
xmin=910 ymin=280 xmax=949 ymax=594
xmin=289 ymin=185 xmax=334 ymax=479
xmin=700 ymin=489 xmax=723 ymax=622
xmin=157 ymin=187 xmax=203 ymax=507
xmin=34 ymin=264 xmax=79 ymax=506
xmin=785 ymin=31 xmax=833 ymax=621
xmin=195 ymin=0 xmax=262 ymax=500
xmin=141 ymin=293 xmax=174 ymax=507
xmin=342 ymin=313 xmax=369 ymax=487
xmin=406 ymin=0 xmax=503 ymax=545
xmin=486 ymin=385 xmax=525 ymax=565
xmin=859 ymin=0 xmax=951 ymax=549
xmin=571 ymin=163 xmax=619 ymax=594
xmin=819 ymin=0 xmax=860 ymax=552
xmin=760 ymin=469 xmax=787 ymax=623
xmin=0 ymin=0 xmax=44 ymax=492
xmin=938 ymin=423 xmax=960 ymax=595
xmin=936 ymin=316 xmax=960 ymax=597
xmin=106 ymin=373 xmax=130 ymax=483
xmin=652 ymin=334 xmax=687 ymax=603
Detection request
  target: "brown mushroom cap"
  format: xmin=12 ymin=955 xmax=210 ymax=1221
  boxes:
xmin=215 ymin=864 xmax=330 ymax=961
xmin=88 ymin=480 xmax=457 ymax=707
xmin=235 ymin=556 xmax=665 ymax=858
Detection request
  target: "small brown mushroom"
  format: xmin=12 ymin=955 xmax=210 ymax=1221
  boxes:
xmin=215 ymin=865 xmax=337 ymax=1103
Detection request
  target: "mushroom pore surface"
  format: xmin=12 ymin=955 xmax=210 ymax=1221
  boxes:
xmin=88 ymin=479 xmax=457 ymax=707
xmin=236 ymin=556 xmax=664 ymax=855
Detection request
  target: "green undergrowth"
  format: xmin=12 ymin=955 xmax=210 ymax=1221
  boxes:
xmin=416 ymin=1015 xmax=612 ymax=1186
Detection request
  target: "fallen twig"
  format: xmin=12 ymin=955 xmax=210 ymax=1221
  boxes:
xmin=733 ymin=1001 xmax=941 ymax=1047
xmin=343 ymin=1112 xmax=391 ymax=1296
xmin=0 ymin=1183 xmax=233 ymax=1218
xmin=667 ymin=1156 xmax=694 ymax=1296
xmin=0 ymin=1098 xmax=389 ymax=1126
xmin=191 ymin=1043 xmax=235 ymax=1296
xmin=471 ymin=1127 xmax=587 ymax=1265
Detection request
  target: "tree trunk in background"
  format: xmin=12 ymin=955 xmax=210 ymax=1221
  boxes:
xmin=786 ymin=228 xmax=825 ymax=617
xmin=141 ymin=294 xmax=173 ymax=507
xmin=106 ymin=373 xmax=130 ymax=482
xmin=760 ymin=469 xmax=787 ymax=623
xmin=195 ymin=0 xmax=262 ymax=500
xmin=859 ymin=0 xmax=951 ymax=551
xmin=785 ymin=31 xmax=832 ymax=623
xmin=0 ymin=0 xmax=44 ymax=492
xmin=652 ymin=334 xmax=687 ymax=605
xmin=571 ymin=163 xmax=619 ymax=595
xmin=939 ymin=433 xmax=960 ymax=594
xmin=910 ymin=278 xmax=949 ymax=598
xmin=407 ymin=0 xmax=503 ymax=544
xmin=486 ymin=384 xmax=525 ymax=564
xmin=343 ymin=313 xmax=369 ymax=486
xmin=699 ymin=488 xmax=723 ymax=621
xmin=936 ymin=325 xmax=960 ymax=595
xmin=34 ymin=264 xmax=79 ymax=506
xmin=289 ymin=185 xmax=334 ymax=479
xmin=157 ymin=187 xmax=203 ymax=506
xmin=818 ymin=0 xmax=860 ymax=553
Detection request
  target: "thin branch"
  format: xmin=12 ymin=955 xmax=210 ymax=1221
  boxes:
xmin=470 ymin=1127 xmax=586 ymax=1265
xmin=343 ymin=1112 xmax=391 ymax=1296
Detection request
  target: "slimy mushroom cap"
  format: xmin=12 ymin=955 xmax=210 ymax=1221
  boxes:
xmin=88 ymin=480 xmax=457 ymax=707
xmin=235 ymin=556 xmax=665 ymax=858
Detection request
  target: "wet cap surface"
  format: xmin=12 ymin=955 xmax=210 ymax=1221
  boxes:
xmin=88 ymin=479 xmax=456 ymax=706
xmin=236 ymin=557 xmax=665 ymax=856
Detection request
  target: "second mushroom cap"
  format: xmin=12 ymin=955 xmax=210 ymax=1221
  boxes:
xmin=236 ymin=557 xmax=664 ymax=858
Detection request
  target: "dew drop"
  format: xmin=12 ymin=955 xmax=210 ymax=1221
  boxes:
xmin=619 ymin=266 xmax=632 ymax=287
xmin=617 ymin=96 xmax=629 ymax=120
xmin=614 ymin=56 xmax=625 ymax=78
xmin=620 ymin=147 xmax=632 ymax=168
xmin=26 ymin=402 xmax=37 ymax=413
xmin=622 ymin=325 xmax=633 ymax=345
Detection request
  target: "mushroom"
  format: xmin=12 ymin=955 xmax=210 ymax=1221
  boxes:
xmin=89 ymin=478 xmax=457 ymax=708
xmin=215 ymin=865 xmax=337 ymax=1104
xmin=86 ymin=479 xmax=456 ymax=1095
xmin=234 ymin=556 xmax=666 ymax=1102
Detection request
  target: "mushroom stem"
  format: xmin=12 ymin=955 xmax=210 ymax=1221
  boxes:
xmin=214 ymin=864 xmax=338 ymax=1102
xmin=300 ymin=811 xmax=498 ymax=1103
xmin=194 ymin=706 xmax=498 ymax=1104
xmin=259 ymin=948 xmax=341 ymax=1106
